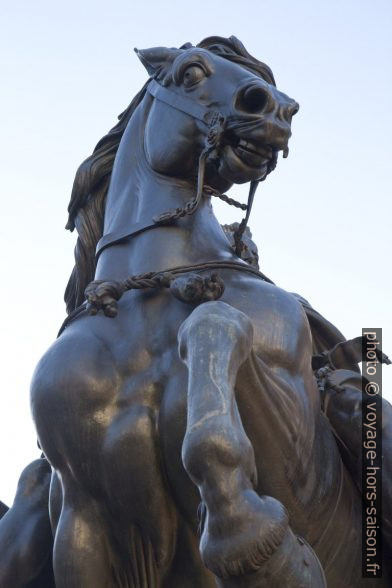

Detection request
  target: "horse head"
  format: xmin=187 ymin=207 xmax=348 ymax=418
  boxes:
xmin=136 ymin=36 xmax=299 ymax=189
xmin=64 ymin=36 xmax=299 ymax=313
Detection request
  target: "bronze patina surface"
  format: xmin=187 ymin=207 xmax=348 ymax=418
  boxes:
xmin=0 ymin=36 xmax=391 ymax=588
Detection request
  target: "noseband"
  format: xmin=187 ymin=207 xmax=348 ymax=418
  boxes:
xmin=96 ymin=77 xmax=277 ymax=260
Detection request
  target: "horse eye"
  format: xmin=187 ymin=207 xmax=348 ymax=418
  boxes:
xmin=183 ymin=65 xmax=206 ymax=88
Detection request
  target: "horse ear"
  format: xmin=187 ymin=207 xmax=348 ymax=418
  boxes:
xmin=134 ymin=47 xmax=181 ymax=76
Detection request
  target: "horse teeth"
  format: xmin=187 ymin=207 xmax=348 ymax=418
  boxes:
xmin=237 ymin=139 xmax=272 ymax=160
xmin=239 ymin=139 xmax=257 ymax=153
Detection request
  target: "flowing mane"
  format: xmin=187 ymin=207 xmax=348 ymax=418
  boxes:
xmin=64 ymin=36 xmax=275 ymax=314
xmin=64 ymin=83 xmax=148 ymax=313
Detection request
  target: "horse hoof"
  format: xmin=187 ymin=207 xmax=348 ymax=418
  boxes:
xmin=200 ymin=490 xmax=289 ymax=579
xmin=212 ymin=532 xmax=327 ymax=588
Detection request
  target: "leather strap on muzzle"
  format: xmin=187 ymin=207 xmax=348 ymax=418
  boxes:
xmin=147 ymin=79 xmax=221 ymax=126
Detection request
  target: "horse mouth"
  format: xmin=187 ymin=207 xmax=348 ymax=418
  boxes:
xmin=232 ymin=139 xmax=274 ymax=168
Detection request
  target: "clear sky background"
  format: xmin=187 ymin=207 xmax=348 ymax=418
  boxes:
xmin=0 ymin=0 xmax=391 ymax=505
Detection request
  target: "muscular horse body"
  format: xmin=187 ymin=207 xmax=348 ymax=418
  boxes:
xmin=2 ymin=37 xmax=390 ymax=587
xmin=33 ymin=267 xmax=332 ymax=585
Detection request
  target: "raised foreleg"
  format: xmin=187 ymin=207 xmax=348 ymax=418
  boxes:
xmin=178 ymin=301 xmax=326 ymax=587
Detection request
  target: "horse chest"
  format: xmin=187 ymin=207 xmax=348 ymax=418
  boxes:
xmin=100 ymin=298 xmax=188 ymax=411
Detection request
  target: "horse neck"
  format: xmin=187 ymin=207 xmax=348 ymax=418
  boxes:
xmin=95 ymin=101 xmax=236 ymax=280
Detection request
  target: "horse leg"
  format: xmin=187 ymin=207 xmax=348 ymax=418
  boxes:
xmin=49 ymin=469 xmax=62 ymax=534
xmin=178 ymin=301 xmax=326 ymax=586
xmin=53 ymin=475 xmax=114 ymax=588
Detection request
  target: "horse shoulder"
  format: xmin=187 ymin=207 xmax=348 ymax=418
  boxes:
xmin=35 ymin=323 xmax=117 ymax=390
xmin=30 ymin=323 xmax=120 ymax=458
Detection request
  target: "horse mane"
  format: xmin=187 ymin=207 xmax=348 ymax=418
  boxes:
xmin=64 ymin=83 xmax=149 ymax=313
xmin=64 ymin=36 xmax=275 ymax=314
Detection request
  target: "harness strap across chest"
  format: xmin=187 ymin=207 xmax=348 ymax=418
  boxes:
xmin=58 ymin=259 xmax=274 ymax=336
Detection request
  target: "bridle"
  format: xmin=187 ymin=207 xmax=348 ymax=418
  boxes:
xmin=95 ymin=77 xmax=278 ymax=260
xmin=62 ymin=76 xmax=282 ymax=329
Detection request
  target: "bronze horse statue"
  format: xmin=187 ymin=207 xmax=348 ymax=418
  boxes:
xmin=1 ymin=36 xmax=391 ymax=587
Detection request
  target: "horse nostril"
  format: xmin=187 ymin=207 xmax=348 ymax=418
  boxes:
xmin=239 ymin=84 xmax=271 ymax=114
xmin=287 ymin=102 xmax=300 ymax=118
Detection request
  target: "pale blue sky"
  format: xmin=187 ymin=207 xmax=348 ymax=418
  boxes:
xmin=1 ymin=0 xmax=391 ymax=504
